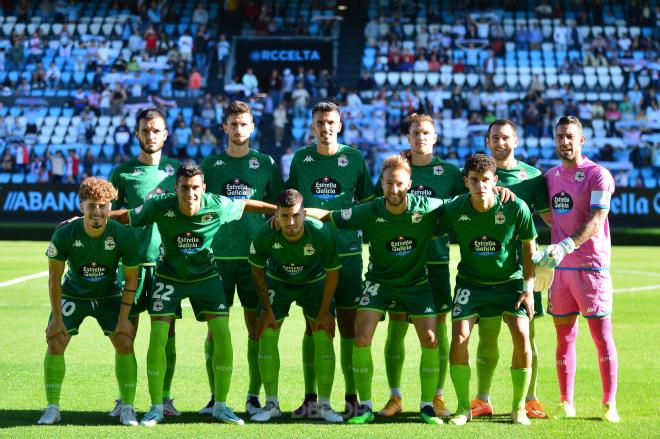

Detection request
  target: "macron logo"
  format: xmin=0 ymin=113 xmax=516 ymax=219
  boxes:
xmin=165 ymin=210 xmax=175 ymax=218
xmin=73 ymin=240 xmax=84 ymax=248
xmin=375 ymin=217 xmax=387 ymax=223
xmin=459 ymin=215 xmax=471 ymax=221
xmin=303 ymin=155 xmax=314 ymax=162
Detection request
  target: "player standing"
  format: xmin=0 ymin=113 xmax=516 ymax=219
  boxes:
xmin=38 ymin=177 xmax=140 ymax=426
xmin=199 ymin=101 xmax=284 ymax=415
xmin=538 ymin=116 xmax=619 ymax=422
xmin=471 ymin=119 xmax=552 ymax=419
xmin=286 ymin=101 xmax=374 ymax=416
xmin=248 ymin=189 xmax=344 ymax=423
xmin=108 ymin=108 xmax=182 ymax=417
xmin=442 ymin=154 xmax=537 ymax=426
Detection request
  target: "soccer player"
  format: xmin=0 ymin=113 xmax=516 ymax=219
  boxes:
xmin=471 ymin=119 xmax=553 ymax=419
xmin=108 ymin=107 xmax=182 ymax=417
xmin=442 ymin=154 xmax=537 ymax=426
xmin=286 ymin=101 xmax=374 ymax=416
xmin=199 ymin=101 xmax=284 ymax=415
xmin=109 ymin=162 xmax=277 ymax=426
xmin=307 ymin=155 xmax=448 ymax=425
xmin=374 ymin=113 xmax=465 ymax=418
xmin=38 ymin=177 xmax=140 ymax=426
xmin=538 ymin=116 xmax=619 ymax=422
xmin=248 ymin=189 xmax=344 ymax=423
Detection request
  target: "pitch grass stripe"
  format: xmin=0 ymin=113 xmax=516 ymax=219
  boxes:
xmin=0 ymin=271 xmax=48 ymax=288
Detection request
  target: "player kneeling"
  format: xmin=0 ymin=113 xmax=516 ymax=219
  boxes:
xmin=38 ymin=177 xmax=140 ymax=426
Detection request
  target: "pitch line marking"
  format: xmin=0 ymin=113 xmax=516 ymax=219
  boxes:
xmin=0 ymin=271 xmax=49 ymax=288
xmin=612 ymin=269 xmax=660 ymax=277
xmin=613 ymin=284 xmax=660 ymax=293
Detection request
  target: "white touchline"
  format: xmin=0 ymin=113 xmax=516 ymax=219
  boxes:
xmin=0 ymin=271 xmax=49 ymax=288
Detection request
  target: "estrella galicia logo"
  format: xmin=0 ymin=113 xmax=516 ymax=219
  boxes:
xmin=311 ymin=176 xmax=341 ymax=200
xmin=552 ymin=191 xmax=573 ymax=214
xmin=283 ymin=263 xmax=305 ymax=276
xmin=222 ymin=178 xmax=254 ymax=199
xmin=410 ymin=184 xmax=436 ymax=197
xmin=387 ymin=236 xmax=417 ymax=256
xmin=470 ymin=235 xmax=501 ymax=256
xmin=175 ymin=231 xmax=203 ymax=254
xmin=79 ymin=261 xmax=109 ymax=282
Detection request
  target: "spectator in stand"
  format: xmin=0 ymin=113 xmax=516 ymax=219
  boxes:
xmin=109 ymin=83 xmax=128 ymax=116
xmin=178 ymin=30 xmax=194 ymax=66
xmin=282 ymin=68 xmax=295 ymax=100
xmin=280 ymin=146 xmax=294 ymax=180
xmin=605 ymin=102 xmax=622 ymax=136
xmin=172 ymin=65 xmax=189 ymax=97
xmin=45 ymin=61 xmax=61 ymax=87
xmin=2 ymin=149 xmax=14 ymax=172
xmin=188 ymin=67 xmax=202 ymax=97
xmin=569 ymin=22 xmax=583 ymax=51
xmin=47 ymin=149 xmax=66 ymax=183
xmin=242 ymin=68 xmax=259 ymax=96
xmin=14 ymin=142 xmax=29 ymax=174
xmin=194 ymin=26 xmax=210 ymax=70
xmin=114 ymin=119 xmax=132 ymax=160
xmin=29 ymin=155 xmax=43 ymax=179
xmin=553 ymin=20 xmax=570 ymax=52
xmin=173 ymin=119 xmax=192 ymax=158
xmin=58 ymin=31 xmax=73 ymax=58
xmin=146 ymin=0 xmax=163 ymax=27
xmin=591 ymin=100 xmax=605 ymax=120
xmin=192 ymin=3 xmax=209 ymax=26
xmin=65 ymin=149 xmax=79 ymax=183
xmin=414 ymin=54 xmax=429 ymax=72
xmin=81 ymin=148 xmax=95 ymax=178
xmin=515 ymin=24 xmax=528 ymax=50
xmin=273 ymin=102 xmax=288 ymax=148
xmin=201 ymin=128 xmax=217 ymax=146
xmin=216 ymin=34 xmax=231 ymax=77
xmin=31 ymin=61 xmax=46 ymax=88
xmin=144 ymin=25 xmax=159 ymax=56
xmin=528 ymin=23 xmax=543 ymax=50
xmin=292 ymin=82 xmax=311 ymax=118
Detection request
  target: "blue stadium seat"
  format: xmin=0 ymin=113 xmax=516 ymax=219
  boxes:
xmin=102 ymin=145 xmax=115 ymax=158
xmin=25 ymin=174 xmax=38 ymax=184
xmin=0 ymin=173 xmax=10 ymax=183
xmin=201 ymin=144 xmax=214 ymax=157
xmin=11 ymin=173 xmax=25 ymax=184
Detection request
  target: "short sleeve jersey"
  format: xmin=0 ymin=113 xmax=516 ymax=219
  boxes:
xmin=201 ymin=149 xmax=284 ymax=259
xmin=331 ymin=194 xmax=446 ymax=287
xmin=46 ymin=219 xmax=139 ymax=299
xmin=287 ymin=144 xmax=374 ymax=256
xmin=496 ymin=161 xmax=550 ymax=214
xmin=249 ymin=218 xmax=342 ymax=284
xmin=438 ymin=194 xmax=537 ymax=285
xmin=109 ymin=156 xmax=181 ymax=264
xmin=129 ymin=193 xmax=244 ymax=282
xmin=545 ymin=158 xmax=614 ymax=269
xmin=376 ymin=157 xmax=465 ymax=263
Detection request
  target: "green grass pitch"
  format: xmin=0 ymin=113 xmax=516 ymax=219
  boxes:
xmin=0 ymin=242 xmax=658 ymax=438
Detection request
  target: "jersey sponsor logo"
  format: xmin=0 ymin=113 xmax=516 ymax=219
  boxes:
xmin=214 ymin=160 xmax=226 ymax=166
xmin=79 ymin=261 xmax=109 ymax=282
xmin=387 ymin=236 xmax=417 ymax=256
xmin=303 ymin=243 xmax=315 ymax=256
xmin=164 ymin=210 xmax=175 ymax=218
xmin=338 ymin=154 xmax=348 ymax=167
xmin=311 ymin=176 xmax=342 ymax=200
xmin=175 ymin=231 xmax=203 ymax=254
xmin=341 ymin=208 xmax=352 ymax=220
xmin=552 ymin=191 xmax=573 ymax=214
xmin=410 ymin=184 xmax=436 ymax=197
xmin=249 ymin=157 xmax=260 ymax=169
xmin=411 ymin=212 xmax=423 ymax=224
xmin=283 ymin=263 xmax=305 ymax=276
xmin=272 ymin=242 xmax=283 ymax=250
xmin=303 ymin=155 xmax=315 ymax=162
xmin=375 ymin=217 xmax=387 ymax=223
xmin=164 ymin=164 xmax=176 ymax=176
xmin=104 ymin=236 xmax=116 ymax=251
xmin=458 ymin=214 xmax=471 ymax=222
xmin=433 ymin=165 xmax=444 ymax=176
xmin=73 ymin=240 xmax=84 ymax=248
xmin=518 ymin=168 xmax=528 ymax=180
xmin=575 ymin=170 xmax=585 ymax=182
xmin=495 ymin=210 xmax=506 ymax=225
xmin=222 ymin=178 xmax=254 ymax=199
xmin=46 ymin=242 xmax=58 ymax=257
xmin=470 ymin=235 xmax=502 ymax=256
xmin=201 ymin=213 xmax=214 ymax=222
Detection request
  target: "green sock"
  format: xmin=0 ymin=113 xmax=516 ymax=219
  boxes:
xmin=450 ymin=364 xmax=471 ymax=413
xmin=313 ymin=331 xmax=336 ymax=399
xmin=476 ymin=318 xmax=502 ymax=397
xmin=44 ymin=353 xmax=65 ymax=406
xmin=420 ymin=346 xmax=440 ymax=402
xmin=115 ymin=353 xmax=137 ymax=405
xmin=528 ymin=320 xmax=539 ymax=398
xmin=163 ymin=335 xmax=176 ymax=399
xmin=511 ymin=368 xmax=532 ymax=411
xmin=258 ymin=328 xmax=281 ymax=397
xmin=340 ymin=337 xmax=356 ymax=395
xmin=352 ymin=345 xmax=373 ymax=402
xmin=384 ymin=319 xmax=408 ymax=389
xmin=302 ymin=333 xmax=316 ymax=395
xmin=208 ymin=317 xmax=233 ymax=403
xmin=204 ymin=338 xmax=214 ymax=394
xmin=437 ymin=320 xmax=449 ymax=392
xmin=146 ymin=320 xmax=170 ymax=405
xmin=247 ymin=337 xmax=262 ymax=395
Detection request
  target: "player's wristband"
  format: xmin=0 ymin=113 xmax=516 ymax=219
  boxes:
xmin=523 ymin=279 xmax=535 ymax=294
xmin=121 ymin=301 xmax=134 ymax=307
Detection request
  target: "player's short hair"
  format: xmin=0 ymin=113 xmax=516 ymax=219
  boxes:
xmin=135 ymin=107 xmax=167 ymax=128
xmin=276 ymin=189 xmax=304 ymax=208
xmin=224 ymin=100 xmax=253 ymax=122
xmin=408 ymin=113 xmax=435 ymax=130
xmin=312 ymin=101 xmax=340 ymax=117
xmin=486 ymin=119 xmax=517 ymax=139
xmin=555 ymin=115 xmax=583 ymax=133
xmin=381 ymin=154 xmax=412 ymax=176
xmin=79 ymin=177 xmax=118 ymax=202
xmin=176 ymin=161 xmax=204 ymax=183
xmin=464 ymin=154 xmax=497 ymax=176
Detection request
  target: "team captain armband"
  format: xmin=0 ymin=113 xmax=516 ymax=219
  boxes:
xmin=590 ymin=191 xmax=611 ymax=209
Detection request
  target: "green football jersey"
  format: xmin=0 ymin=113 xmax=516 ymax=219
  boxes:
xmin=249 ymin=217 xmax=342 ymax=284
xmin=109 ymin=156 xmax=181 ymax=264
xmin=201 ymin=149 xmax=284 ymax=259
xmin=287 ymin=144 xmax=374 ymax=256
xmin=438 ymin=193 xmax=537 ymax=285
xmin=129 ymin=193 xmax=244 ymax=282
xmin=376 ymin=157 xmax=466 ymax=264
xmin=496 ymin=161 xmax=550 ymax=214
xmin=46 ymin=218 xmax=139 ymax=300
xmin=331 ymin=194 xmax=445 ymax=287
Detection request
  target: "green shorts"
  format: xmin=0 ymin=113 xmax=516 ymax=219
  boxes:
xmin=150 ymin=275 xmax=227 ymax=322
xmin=216 ymin=259 xmax=259 ymax=311
xmin=359 ymin=279 xmax=437 ymax=318
xmin=533 ymin=290 xmax=545 ymax=319
xmin=334 ymin=254 xmax=364 ymax=309
xmin=451 ymin=277 xmax=529 ymax=320
xmin=258 ymin=277 xmax=335 ymax=321
xmin=388 ymin=264 xmax=452 ymax=315
xmin=118 ymin=265 xmax=182 ymax=319
xmin=51 ymin=296 xmax=121 ymax=336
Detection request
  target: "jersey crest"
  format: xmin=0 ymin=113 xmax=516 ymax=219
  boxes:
xmin=338 ymin=154 xmax=348 ymax=167
xmin=104 ymin=236 xmax=116 ymax=251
